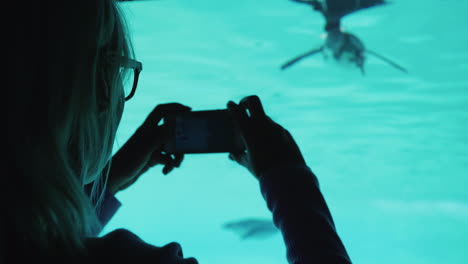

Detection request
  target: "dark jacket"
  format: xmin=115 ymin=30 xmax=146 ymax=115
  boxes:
xmin=86 ymin=164 xmax=352 ymax=264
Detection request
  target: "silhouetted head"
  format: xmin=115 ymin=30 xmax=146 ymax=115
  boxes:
xmin=7 ymin=0 xmax=135 ymax=258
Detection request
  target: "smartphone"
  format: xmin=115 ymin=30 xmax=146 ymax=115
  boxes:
xmin=162 ymin=109 xmax=246 ymax=154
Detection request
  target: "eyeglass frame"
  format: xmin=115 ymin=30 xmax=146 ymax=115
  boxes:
xmin=119 ymin=56 xmax=143 ymax=101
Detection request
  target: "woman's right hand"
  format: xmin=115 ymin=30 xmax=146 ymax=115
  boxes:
xmin=227 ymin=95 xmax=306 ymax=180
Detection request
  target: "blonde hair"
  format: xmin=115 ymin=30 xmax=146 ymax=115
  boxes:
xmin=6 ymin=0 xmax=135 ymax=257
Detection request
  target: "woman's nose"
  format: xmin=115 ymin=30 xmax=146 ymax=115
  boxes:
xmin=163 ymin=242 xmax=183 ymax=257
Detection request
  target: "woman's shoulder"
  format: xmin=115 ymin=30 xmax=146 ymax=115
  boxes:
xmin=93 ymin=228 xmax=143 ymax=244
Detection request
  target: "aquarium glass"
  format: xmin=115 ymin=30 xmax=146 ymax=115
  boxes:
xmin=102 ymin=1 xmax=468 ymax=263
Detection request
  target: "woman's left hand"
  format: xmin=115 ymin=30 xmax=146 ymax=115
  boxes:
xmin=106 ymin=103 xmax=192 ymax=195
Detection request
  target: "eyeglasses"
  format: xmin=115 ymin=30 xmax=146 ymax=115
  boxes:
xmin=118 ymin=56 xmax=143 ymax=101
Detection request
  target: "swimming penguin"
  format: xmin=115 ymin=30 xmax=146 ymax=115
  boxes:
xmin=222 ymin=218 xmax=278 ymax=240
xmin=281 ymin=0 xmax=408 ymax=74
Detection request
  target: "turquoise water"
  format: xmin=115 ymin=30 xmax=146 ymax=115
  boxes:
xmin=102 ymin=1 xmax=468 ymax=263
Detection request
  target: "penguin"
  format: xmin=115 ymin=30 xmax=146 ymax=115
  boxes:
xmin=222 ymin=218 xmax=278 ymax=240
xmin=281 ymin=0 xmax=408 ymax=74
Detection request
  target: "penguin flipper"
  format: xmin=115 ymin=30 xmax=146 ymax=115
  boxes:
xmin=289 ymin=0 xmax=324 ymax=11
xmin=281 ymin=47 xmax=324 ymax=70
xmin=366 ymin=49 xmax=408 ymax=74
xmin=325 ymin=0 xmax=388 ymax=20
xmin=353 ymin=0 xmax=388 ymax=11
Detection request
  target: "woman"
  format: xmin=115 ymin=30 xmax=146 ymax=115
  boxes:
xmin=5 ymin=1 xmax=352 ymax=263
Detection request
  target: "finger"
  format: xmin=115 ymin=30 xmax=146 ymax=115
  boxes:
xmin=239 ymin=95 xmax=267 ymax=120
xmin=240 ymin=96 xmax=282 ymax=131
xmin=227 ymin=101 xmax=253 ymax=148
xmin=150 ymin=152 xmax=172 ymax=167
xmin=143 ymin=103 xmax=192 ymax=129
xmin=173 ymin=153 xmax=184 ymax=168
xmin=162 ymin=153 xmax=180 ymax=175
xmin=228 ymin=152 xmax=247 ymax=168
xmin=139 ymin=104 xmax=191 ymax=151
xmin=162 ymin=165 xmax=174 ymax=175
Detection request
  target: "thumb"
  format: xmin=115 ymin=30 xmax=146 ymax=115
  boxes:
xmin=228 ymin=153 xmax=237 ymax=162
xmin=228 ymin=152 xmax=247 ymax=167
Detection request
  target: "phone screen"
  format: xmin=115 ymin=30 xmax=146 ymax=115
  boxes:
xmin=162 ymin=109 xmax=245 ymax=154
